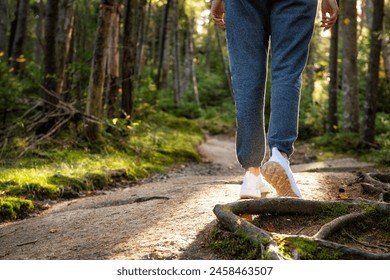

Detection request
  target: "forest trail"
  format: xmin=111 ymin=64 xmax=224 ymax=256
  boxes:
xmin=0 ymin=135 xmax=377 ymax=260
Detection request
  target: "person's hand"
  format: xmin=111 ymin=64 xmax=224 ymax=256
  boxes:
xmin=321 ymin=0 xmax=339 ymax=31
xmin=211 ymin=0 xmax=225 ymax=29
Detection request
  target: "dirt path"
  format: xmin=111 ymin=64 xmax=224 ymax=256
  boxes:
xmin=0 ymin=135 xmax=378 ymax=260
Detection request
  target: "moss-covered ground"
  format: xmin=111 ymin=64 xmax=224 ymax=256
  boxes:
xmin=0 ymin=112 xmax=204 ymax=222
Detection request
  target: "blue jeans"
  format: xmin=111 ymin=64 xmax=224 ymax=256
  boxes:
xmin=225 ymin=0 xmax=317 ymax=168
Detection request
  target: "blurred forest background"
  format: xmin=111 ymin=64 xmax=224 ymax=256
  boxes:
xmin=0 ymin=0 xmax=389 ymax=220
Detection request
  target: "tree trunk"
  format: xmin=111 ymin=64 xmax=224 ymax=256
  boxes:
xmin=341 ymin=0 xmax=359 ymax=132
xmin=328 ymin=10 xmax=339 ymax=133
xmin=215 ymin=25 xmax=233 ymax=98
xmin=150 ymin=4 xmax=158 ymax=68
xmin=204 ymin=24 xmax=212 ymax=74
xmin=306 ymin=42 xmax=315 ymax=98
xmin=121 ymin=0 xmax=138 ymax=120
xmin=172 ymin=0 xmax=181 ymax=104
xmin=106 ymin=1 xmax=120 ymax=119
xmin=85 ymin=0 xmax=114 ymax=140
xmin=34 ymin=0 xmax=44 ymax=65
xmin=190 ymin=34 xmax=200 ymax=106
xmin=361 ymin=0 xmax=384 ymax=146
xmin=137 ymin=0 xmax=152 ymax=83
xmin=179 ymin=19 xmax=191 ymax=100
xmin=156 ymin=0 xmax=171 ymax=89
xmin=188 ymin=18 xmax=199 ymax=105
xmin=382 ymin=36 xmax=390 ymax=91
xmin=56 ymin=0 xmax=75 ymax=97
xmin=0 ymin=0 xmax=7 ymax=54
xmin=43 ymin=0 xmax=59 ymax=103
xmin=135 ymin=0 xmax=147 ymax=78
xmin=9 ymin=0 xmax=29 ymax=76
xmin=63 ymin=22 xmax=75 ymax=102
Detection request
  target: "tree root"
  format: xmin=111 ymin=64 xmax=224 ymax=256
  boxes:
xmin=213 ymin=198 xmax=390 ymax=260
xmin=358 ymin=172 xmax=390 ymax=202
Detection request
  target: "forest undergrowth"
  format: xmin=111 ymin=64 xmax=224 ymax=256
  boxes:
xmin=0 ymin=111 xmax=204 ymax=221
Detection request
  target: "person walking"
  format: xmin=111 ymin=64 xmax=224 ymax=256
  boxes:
xmin=211 ymin=0 xmax=339 ymax=199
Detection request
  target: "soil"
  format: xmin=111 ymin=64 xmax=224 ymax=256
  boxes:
xmin=0 ymin=134 xmax=388 ymax=260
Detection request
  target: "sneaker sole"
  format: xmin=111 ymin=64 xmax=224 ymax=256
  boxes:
xmin=239 ymin=192 xmax=269 ymax=199
xmin=261 ymin=161 xmax=299 ymax=198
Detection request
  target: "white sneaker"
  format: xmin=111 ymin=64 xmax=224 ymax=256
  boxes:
xmin=261 ymin=147 xmax=302 ymax=198
xmin=239 ymin=171 xmax=272 ymax=199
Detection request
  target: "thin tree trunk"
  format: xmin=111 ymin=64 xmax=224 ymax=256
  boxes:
xmin=10 ymin=0 xmax=29 ymax=76
xmin=150 ymin=3 xmax=158 ymax=67
xmin=106 ymin=1 xmax=120 ymax=119
xmin=188 ymin=18 xmax=199 ymax=105
xmin=137 ymin=0 xmax=151 ymax=82
xmin=56 ymin=0 xmax=75 ymax=97
xmin=341 ymin=0 xmax=359 ymax=132
xmin=135 ymin=0 xmax=146 ymax=77
xmin=172 ymin=0 xmax=181 ymax=104
xmin=361 ymin=0 xmax=384 ymax=146
xmin=215 ymin=25 xmax=233 ymax=98
xmin=382 ymin=36 xmax=390 ymax=90
xmin=43 ymin=0 xmax=59 ymax=103
xmin=121 ymin=0 xmax=138 ymax=120
xmin=306 ymin=42 xmax=315 ymax=98
xmin=34 ymin=0 xmax=44 ymax=65
xmin=328 ymin=10 xmax=339 ymax=133
xmin=179 ymin=19 xmax=191 ymax=99
xmin=204 ymin=24 xmax=212 ymax=74
xmin=35 ymin=0 xmax=59 ymax=135
xmin=156 ymin=0 xmax=171 ymax=89
xmin=0 ymin=0 xmax=7 ymax=54
xmin=63 ymin=22 xmax=75 ymax=102
xmin=85 ymin=0 xmax=114 ymax=140
xmin=8 ymin=0 xmax=19 ymax=59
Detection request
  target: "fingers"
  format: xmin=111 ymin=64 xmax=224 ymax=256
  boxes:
xmin=321 ymin=12 xmax=338 ymax=31
xmin=213 ymin=17 xmax=226 ymax=29
xmin=211 ymin=0 xmax=225 ymax=30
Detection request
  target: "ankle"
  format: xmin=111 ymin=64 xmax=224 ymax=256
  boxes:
xmin=246 ymin=167 xmax=260 ymax=176
xmin=272 ymin=147 xmax=289 ymax=160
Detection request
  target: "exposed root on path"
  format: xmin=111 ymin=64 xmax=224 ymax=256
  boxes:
xmin=359 ymin=172 xmax=390 ymax=202
xmin=213 ymin=198 xmax=390 ymax=260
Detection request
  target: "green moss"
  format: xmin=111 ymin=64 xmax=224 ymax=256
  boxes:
xmin=209 ymin=226 xmax=267 ymax=260
xmin=85 ymin=173 xmax=111 ymax=190
xmin=361 ymin=204 xmax=390 ymax=232
xmin=285 ymin=237 xmax=341 ymax=260
xmin=48 ymin=174 xmax=87 ymax=192
xmin=0 ymin=197 xmax=34 ymax=221
xmin=6 ymin=183 xmax=60 ymax=200
xmin=316 ymin=203 xmax=350 ymax=219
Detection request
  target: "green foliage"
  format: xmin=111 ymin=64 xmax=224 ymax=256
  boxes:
xmin=196 ymin=71 xmax=231 ymax=107
xmin=210 ymin=226 xmax=267 ymax=260
xmin=299 ymin=86 xmax=328 ymax=139
xmin=0 ymin=56 xmax=26 ymax=126
xmin=0 ymin=197 xmax=34 ymax=221
xmin=196 ymin=101 xmax=236 ymax=135
xmin=312 ymin=132 xmax=361 ymax=155
xmin=360 ymin=113 xmax=390 ymax=165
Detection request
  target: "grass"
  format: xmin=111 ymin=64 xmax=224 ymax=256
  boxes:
xmin=0 ymin=111 xmax=204 ymax=222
